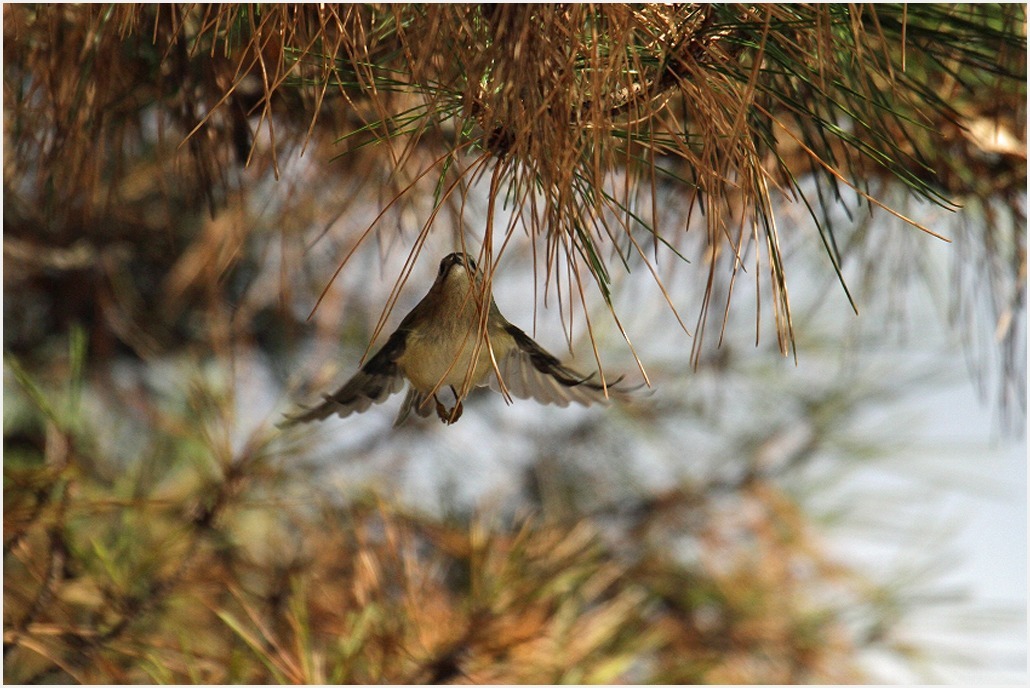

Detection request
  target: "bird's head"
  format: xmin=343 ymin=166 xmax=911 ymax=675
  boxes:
xmin=432 ymin=252 xmax=494 ymax=315
xmin=436 ymin=252 xmax=480 ymax=289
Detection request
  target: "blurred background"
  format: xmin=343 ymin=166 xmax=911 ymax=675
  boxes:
xmin=3 ymin=5 xmax=1026 ymax=683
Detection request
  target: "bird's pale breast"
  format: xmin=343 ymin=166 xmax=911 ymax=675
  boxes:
xmin=400 ymin=324 xmax=509 ymax=393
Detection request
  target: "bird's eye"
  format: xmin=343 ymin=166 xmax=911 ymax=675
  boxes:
xmin=464 ymin=256 xmax=477 ymax=272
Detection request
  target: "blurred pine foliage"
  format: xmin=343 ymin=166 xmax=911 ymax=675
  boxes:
xmin=2 ymin=338 xmax=891 ymax=683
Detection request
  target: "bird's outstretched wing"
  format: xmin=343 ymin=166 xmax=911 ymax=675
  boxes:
xmin=280 ymin=330 xmax=409 ymax=426
xmin=490 ymin=324 xmax=626 ymax=407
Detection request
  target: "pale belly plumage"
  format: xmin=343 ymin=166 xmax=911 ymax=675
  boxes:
xmin=399 ymin=324 xmax=511 ymax=394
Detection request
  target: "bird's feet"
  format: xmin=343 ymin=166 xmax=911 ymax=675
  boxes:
xmin=434 ymin=389 xmax=464 ymax=424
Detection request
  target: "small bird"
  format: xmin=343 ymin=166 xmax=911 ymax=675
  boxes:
xmin=282 ymin=252 xmax=629 ymax=427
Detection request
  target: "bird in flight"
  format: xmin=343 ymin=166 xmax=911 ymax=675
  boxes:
xmin=281 ymin=252 xmax=632 ymax=427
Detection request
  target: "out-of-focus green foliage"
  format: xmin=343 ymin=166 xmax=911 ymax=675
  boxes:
xmin=5 ymin=342 xmax=910 ymax=683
